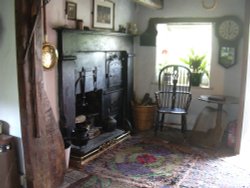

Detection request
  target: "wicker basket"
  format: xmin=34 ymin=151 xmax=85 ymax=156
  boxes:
xmin=133 ymin=104 xmax=156 ymax=131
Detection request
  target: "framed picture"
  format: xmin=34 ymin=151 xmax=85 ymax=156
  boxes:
xmin=66 ymin=1 xmax=77 ymax=20
xmin=93 ymin=0 xmax=115 ymax=30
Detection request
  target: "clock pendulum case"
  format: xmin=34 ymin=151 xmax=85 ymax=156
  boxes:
xmin=215 ymin=16 xmax=243 ymax=68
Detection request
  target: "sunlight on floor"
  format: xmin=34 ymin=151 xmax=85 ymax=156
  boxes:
xmin=223 ymin=140 xmax=250 ymax=172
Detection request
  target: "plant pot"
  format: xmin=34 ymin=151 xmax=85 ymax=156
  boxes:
xmin=191 ymin=73 xmax=202 ymax=86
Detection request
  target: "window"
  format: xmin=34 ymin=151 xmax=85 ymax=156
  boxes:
xmin=156 ymin=23 xmax=212 ymax=87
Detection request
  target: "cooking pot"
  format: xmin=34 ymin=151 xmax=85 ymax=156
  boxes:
xmin=103 ymin=116 xmax=117 ymax=132
xmin=71 ymin=124 xmax=89 ymax=147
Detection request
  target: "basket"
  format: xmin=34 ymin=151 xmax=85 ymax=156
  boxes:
xmin=133 ymin=104 xmax=156 ymax=131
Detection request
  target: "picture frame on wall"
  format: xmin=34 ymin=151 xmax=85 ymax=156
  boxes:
xmin=66 ymin=1 xmax=77 ymax=20
xmin=93 ymin=0 xmax=115 ymax=30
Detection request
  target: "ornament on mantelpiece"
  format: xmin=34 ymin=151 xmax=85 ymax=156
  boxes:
xmin=127 ymin=22 xmax=138 ymax=35
xmin=202 ymin=0 xmax=217 ymax=10
xmin=76 ymin=19 xmax=84 ymax=30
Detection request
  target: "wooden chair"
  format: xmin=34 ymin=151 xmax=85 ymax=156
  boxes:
xmin=154 ymin=65 xmax=192 ymax=134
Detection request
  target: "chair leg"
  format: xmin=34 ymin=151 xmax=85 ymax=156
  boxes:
xmin=154 ymin=112 xmax=160 ymax=135
xmin=160 ymin=114 xmax=165 ymax=131
xmin=181 ymin=115 xmax=187 ymax=133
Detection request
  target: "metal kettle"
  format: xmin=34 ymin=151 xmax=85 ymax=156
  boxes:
xmin=104 ymin=116 xmax=117 ymax=132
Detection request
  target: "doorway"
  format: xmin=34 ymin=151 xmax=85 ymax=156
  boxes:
xmin=227 ymin=0 xmax=250 ymax=169
xmin=237 ymin=0 xmax=250 ymax=155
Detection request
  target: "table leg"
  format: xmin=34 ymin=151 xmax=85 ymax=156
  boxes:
xmin=216 ymin=104 xmax=223 ymax=127
xmin=214 ymin=104 xmax=224 ymax=146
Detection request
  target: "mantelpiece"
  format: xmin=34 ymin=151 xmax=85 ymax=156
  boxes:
xmin=56 ymin=28 xmax=134 ymax=166
xmin=56 ymin=28 xmax=133 ymax=54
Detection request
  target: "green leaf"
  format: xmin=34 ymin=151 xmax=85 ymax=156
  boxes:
xmin=179 ymin=49 xmax=209 ymax=77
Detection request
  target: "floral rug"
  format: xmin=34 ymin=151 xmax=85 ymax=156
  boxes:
xmin=60 ymin=133 xmax=250 ymax=188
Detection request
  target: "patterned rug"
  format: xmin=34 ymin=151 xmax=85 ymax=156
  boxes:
xmin=60 ymin=132 xmax=250 ymax=188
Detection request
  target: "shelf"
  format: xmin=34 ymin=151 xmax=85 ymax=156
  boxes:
xmin=55 ymin=27 xmax=133 ymax=37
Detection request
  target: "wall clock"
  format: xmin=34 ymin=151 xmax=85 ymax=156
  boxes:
xmin=216 ymin=16 xmax=243 ymax=68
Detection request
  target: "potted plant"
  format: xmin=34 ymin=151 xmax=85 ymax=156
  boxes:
xmin=180 ymin=49 xmax=209 ymax=86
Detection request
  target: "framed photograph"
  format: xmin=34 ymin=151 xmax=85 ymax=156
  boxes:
xmin=66 ymin=1 xmax=77 ymax=20
xmin=93 ymin=0 xmax=115 ymax=30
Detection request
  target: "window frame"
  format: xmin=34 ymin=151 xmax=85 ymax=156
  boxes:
xmin=155 ymin=22 xmax=213 ymax=88
xmin=140 ymin=17 xmax=217 ymax=89
xmin=140 ymin=17 xmax=217 ymax=46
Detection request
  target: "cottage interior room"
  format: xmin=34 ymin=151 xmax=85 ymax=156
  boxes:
xmin=1 ymin=0 xmax=250 ymax=187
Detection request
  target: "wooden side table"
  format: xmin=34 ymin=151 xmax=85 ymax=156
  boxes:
xmin=190 ymin=95 xmax=239 ymax=148
xmin=198 ymin=95 xmax=238 ymax=131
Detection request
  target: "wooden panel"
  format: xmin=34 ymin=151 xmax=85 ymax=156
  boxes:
xmin=56 ymin=29 xmax=134 ymax=55
xmin=15 ymin=1 xmax=65 ymax=187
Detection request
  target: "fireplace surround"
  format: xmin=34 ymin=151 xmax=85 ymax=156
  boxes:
xmin=56 ymin=28 xmax=134 ymax=165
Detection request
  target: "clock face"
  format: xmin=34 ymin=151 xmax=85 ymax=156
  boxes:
xmin=218 ymin=19 xmax=241 ymax=41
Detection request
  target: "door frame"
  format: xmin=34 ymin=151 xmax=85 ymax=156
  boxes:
xmin=235 ymin=0 xmax=250 ymax=154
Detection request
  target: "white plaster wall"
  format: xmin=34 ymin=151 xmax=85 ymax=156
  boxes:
xmin=0 ymin=0 xmax=21 ymax=137
xmin=134 ymin=0 xmax=245 ymax=129
xmin=0 ymin=0 xmax=25 ymax=175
